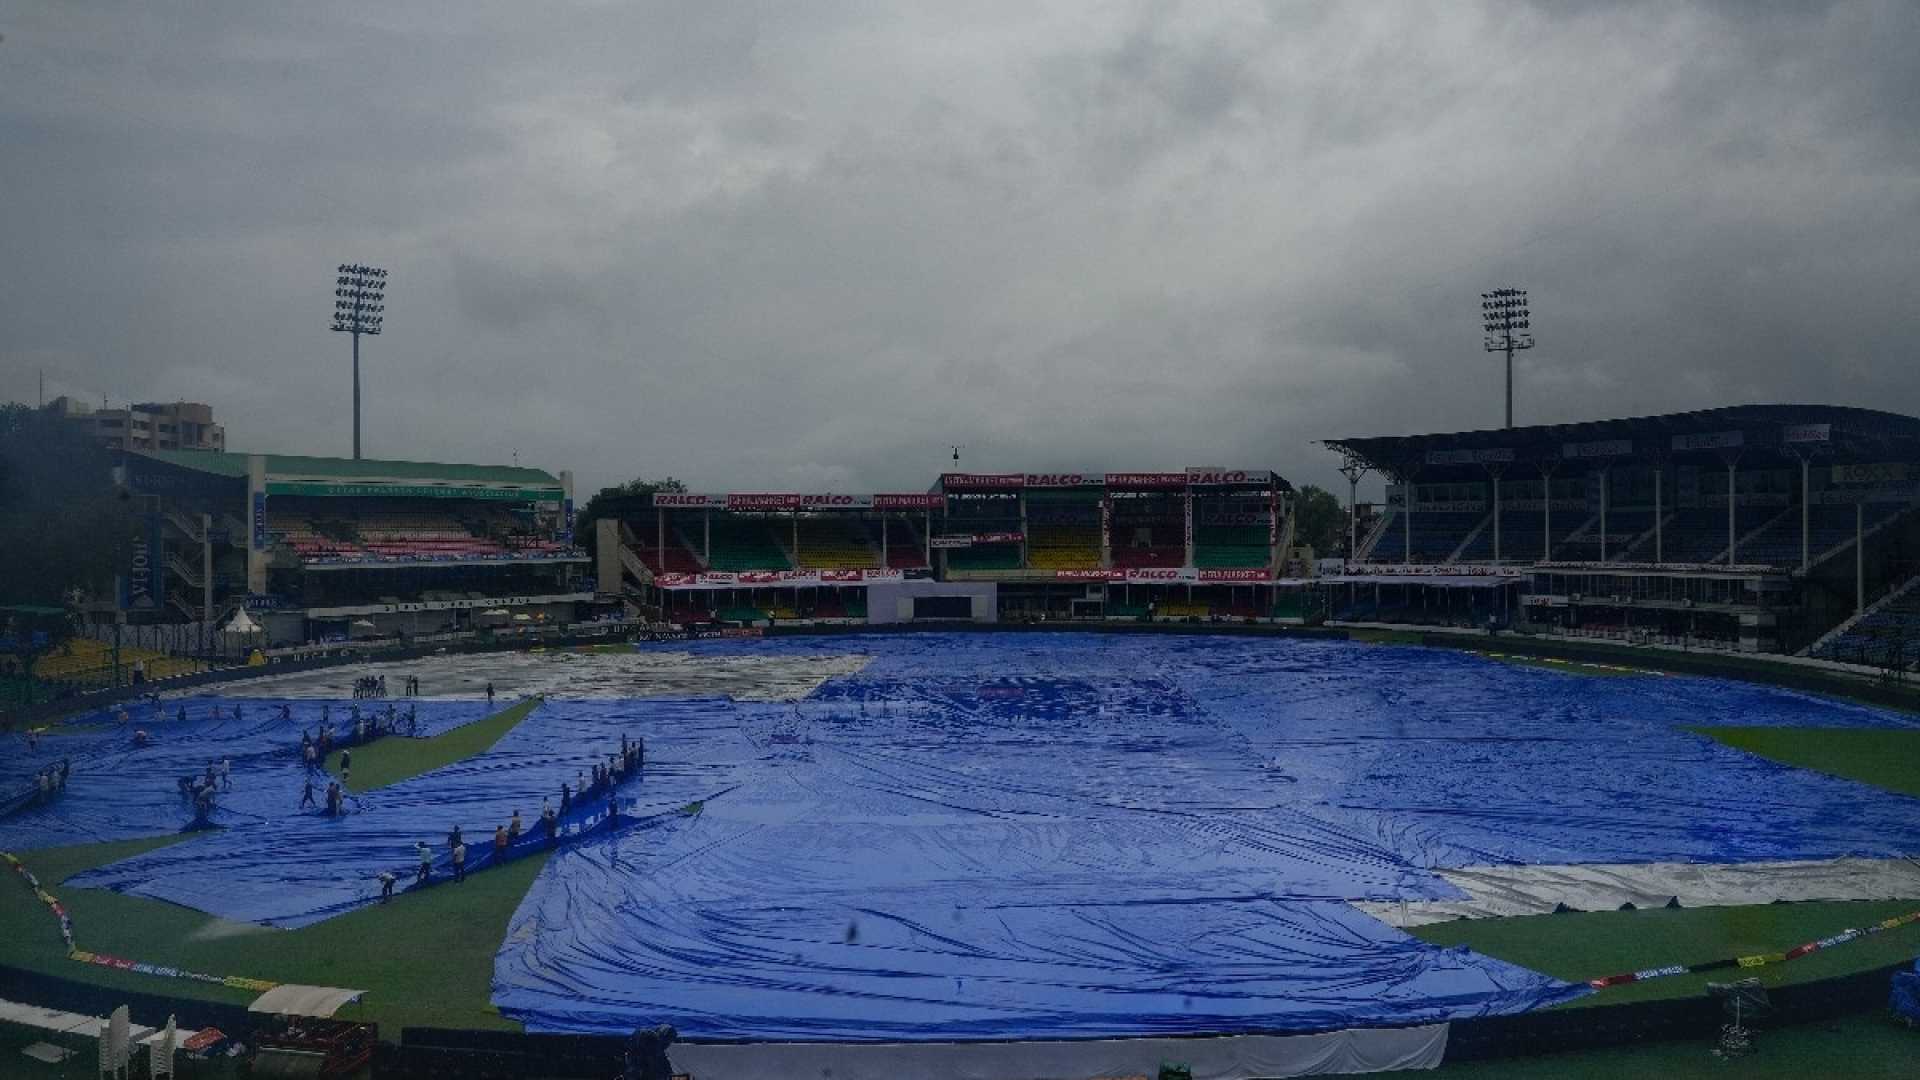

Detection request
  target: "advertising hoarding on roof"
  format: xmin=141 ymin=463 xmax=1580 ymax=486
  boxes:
xmin=1105 ymin=472 xmax=1189 ymax=488
xmin=1424 ymin=448 xmax=1515 ymax=465
xmin=941 ymin=473 xmax=1026 ymax=489
xmin=1671 ymin=431 xmax=1745 ymax=452
xmin=1184 ymin=468 xmax=1274 ymax=485
xmin=1781 ymin=423 xmax=1831 ymax=444
xmin=1562 ymin=439 xmax=1633 ymax=459
xmin=872 ymin=493 xmax=944 ymax=509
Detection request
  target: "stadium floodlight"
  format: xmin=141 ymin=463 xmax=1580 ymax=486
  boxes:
xmin=330 ymin=263 xmax=389 ymax=459
xmin=1481 ymin=287 xmax=1535 ymax=429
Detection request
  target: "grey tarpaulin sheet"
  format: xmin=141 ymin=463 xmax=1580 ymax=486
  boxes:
xmin=248 ymin=984 xmax=365 ymax=1018
xmin=1355 ymin=856 xmax=1920 ymax=927
xmin=671 ymin=1021 xmax=1449 ymax=1080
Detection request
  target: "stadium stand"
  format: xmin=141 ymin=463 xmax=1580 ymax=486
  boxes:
xmin=1453 ymin=508 xmax=1586 ymax=563
xmin=1366 ymin=510 xmax=1485 ymax=563
xmin=702 ymin=519 xmax=793 ymax=571
xmin=1026 ymin=524 xmax=1101 ymax=570
xmin=1552 ymin=509 xmax=1657 ymax=562
xmin=793 ymin=517 xmax=880 ymax=570
xmin=1811 ymin=575 xmax=1920 ymax=668
xmin=1108 ymin=516 xmax=1183 ymax=568
xmin=1025 ymin=492 xmax=1103 ymax=570
xmin=1195 ymin=525 xmax=1269 ymax=569
xmin=1739 ymin=503 xmax=1912 ymax=568
xmin=945 ymin=544 xmax=1022 ymax=571
xmin=881 ymin=518 xmax=929 ymax=569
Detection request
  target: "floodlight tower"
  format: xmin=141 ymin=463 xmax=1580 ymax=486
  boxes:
xmin=331 ymin=263 xmax=388 ymax=459
xmin=1481 ymin=288 xmax=1534 ymax=430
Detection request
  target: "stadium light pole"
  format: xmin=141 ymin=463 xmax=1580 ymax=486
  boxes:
xmin=1481 ymin=288 xmax=1534 ymax=429
xmin=331 ymin=263 xmax=388 ymax=460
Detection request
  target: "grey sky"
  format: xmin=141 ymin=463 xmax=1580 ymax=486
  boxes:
xmin=3 ymin=1 xmax=1916 ymax=500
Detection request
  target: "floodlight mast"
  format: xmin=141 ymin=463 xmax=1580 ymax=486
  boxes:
xmin=330 ymin=264 xmax=388 ymax=459
xmin=1481 ymin=287 xmax=1534 ymax=429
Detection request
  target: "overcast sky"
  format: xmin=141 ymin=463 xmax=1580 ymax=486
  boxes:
xmin=3 ymin=2 xmax=1916 ymax=499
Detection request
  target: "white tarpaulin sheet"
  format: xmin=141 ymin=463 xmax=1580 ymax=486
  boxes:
xmin=1354 ymin=857 xmax=1920 ymax=928
xmin=672 ymin=1023 xmax=1449 ymax=1080
xmin=248 ymin=984 xmax=365 ymax=1018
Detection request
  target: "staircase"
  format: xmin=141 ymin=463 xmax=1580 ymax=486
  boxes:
xmin=166 ymin=552 xmax=203 ymax=589
xmin=1714 ymin=504 xmax=1795 ymax=565
xmin=618 ymin=544 xmax=653 ymax=585
xmin=164 ymin=509 xmax=204 ymax=543
xmin=1353 ymin=510 xmax=1394 ymax=562
xmin=1614 ymin=511 xmax=1675 ymax=562
xmin=1446 ymin=513 xmax=1493 ymax=564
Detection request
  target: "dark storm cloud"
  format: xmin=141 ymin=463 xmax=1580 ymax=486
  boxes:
xmin=2 ymin=1 xmax=1915 ymax=499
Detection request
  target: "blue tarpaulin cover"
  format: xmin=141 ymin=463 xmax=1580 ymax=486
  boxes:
xmin=1 ymin=698 xmax=491 ymax=850
xmin=24 ymin=633 xmax=1920 ymax=1040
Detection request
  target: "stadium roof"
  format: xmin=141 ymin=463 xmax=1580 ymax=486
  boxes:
xmin=140 ymin=448 xmax=559 ymax=485
xmin=1325 ymin=404 xmax=1920 ymax=481
xmin=132 ymin=449 xmax=564 ymax=501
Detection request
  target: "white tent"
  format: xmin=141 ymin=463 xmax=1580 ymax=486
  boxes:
xmin=222 ymin=611 xmax=261 ymax=635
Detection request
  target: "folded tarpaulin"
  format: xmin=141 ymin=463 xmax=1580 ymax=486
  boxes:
xmin=248 ymin=985 xmax=365 ymax=1018
xmin=670 ymin=1022 xmax=1450 ymax=1080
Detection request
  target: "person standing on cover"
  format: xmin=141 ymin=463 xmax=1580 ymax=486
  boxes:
xmin=415 ymin=841 xmax=433 ymax=885
xmin=486 ymin=682 xmax=496 ymax=707
xmin=452 ymin=840 xmax=467 ymax=883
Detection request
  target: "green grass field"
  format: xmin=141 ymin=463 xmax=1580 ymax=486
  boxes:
xmin=1413 ymin=898 xmax=1920 ymax=1007
xmin=1696 ymin=725 xmax=1920 ymax=799
xmin=326 ymin=697 xmax=539 ymax=792
xmin=0 ymin=833 xmax=548 ymax=1033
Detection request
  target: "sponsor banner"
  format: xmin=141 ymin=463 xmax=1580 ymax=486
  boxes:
xmin=941 ymin=473 xmax=1026 ymax=489
xmin=1106 ymin=472 xmax=1189 ymax=488
xmin=1563 ymin=439 xmax=1632 ymax=459
xmin=1535 ymin=559 xmax=1780 ymax=574
xmin=872 ymin=493 xmax=944 ymax=510
xmin=931 ymin=536 xmax=973 ymax=549
xmin=1024 ymin=472 xmax=1100 ymax=488
xmin=1184 ymin=468 xmax=1274 ymax=486
xmin=727 ymin=493 xmax=802 ymax=511
xmin=975 ymin=532 xmax=1023 ymax=544
xmin=1672 ymin=430 xmax=1745 ymax=452
xmin=1268 ymin=489 xmax=1279 ymax=549
xmin=1124 ymin=567 xmax=1196 ymax=583
xmin=1200 ymin=512 xmax=1276 ymax=526
xmin=1100 ymin=497 xmax=1112 ymax=554
xmin=1346 ymin=563 xmax=1516 ymax=577
xmin=652 ymin=493 xmax=722 ymax=508
xmin=1055 ymin=569 xmax=1124 ymax=581
xmin=1502 ymin=498 xmax=1588 ymax=512
xmin=644 ymin=627 xmax=766 ymax=642
xmin=251 ymin=492 xmax=268 ymax=551
xmin=657 ymin=569 xmax=902 ymax=589
xmin=1424 ymin=448 xmax=1516 ymax=466
xmin=1199 ymin=568 xmax=1270 ymax=582
xmin=1834 ymin=462 xmax=1909 ymax=485
xmin=1815 ymin=483 xmax=1920 ymax=504
xmin=561 ymin=497 xmax=575 ymax=545
xmin=1782 ymin=423 xmax=1831 ymax=444
xmin=124 ymin=513 xmax=164 ymax=610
